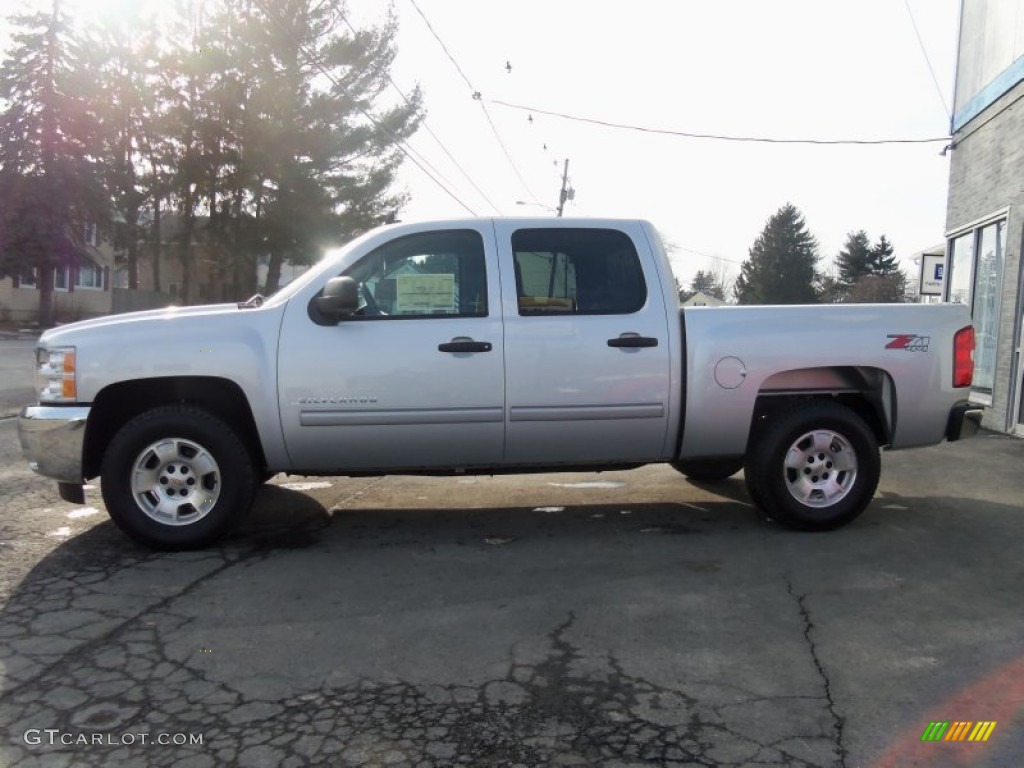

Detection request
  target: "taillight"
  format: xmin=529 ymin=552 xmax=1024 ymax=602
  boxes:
xmin=953 ymin=326 xmax=974 ymax=388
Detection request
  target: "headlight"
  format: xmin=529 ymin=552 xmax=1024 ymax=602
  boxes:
xmin=35 ymin=346 xmax=77 ymax=403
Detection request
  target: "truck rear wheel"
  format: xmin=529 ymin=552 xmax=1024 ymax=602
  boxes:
xmin=744 ymin=401 xmax=879 ymax=531
xmin=100 ymin=405 xmax=255 ymax=550
xmin=670 ymin=458 xmax=743 ymax=484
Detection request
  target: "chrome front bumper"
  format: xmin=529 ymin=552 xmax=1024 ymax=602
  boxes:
xmin=17 ymin=406 xmax=91 ymax=484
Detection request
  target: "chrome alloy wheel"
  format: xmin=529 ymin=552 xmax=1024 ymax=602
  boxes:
xmin=783 ymin=429 xmax=858 ymax=508
xmin=130 ymin=438 xmax=221 ymax=525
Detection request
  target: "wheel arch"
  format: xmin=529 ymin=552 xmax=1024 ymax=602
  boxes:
xmin=748 ymin=366 xmax=895 ymax=451
xmin=83 ymin=377 xmax=267 ymax=479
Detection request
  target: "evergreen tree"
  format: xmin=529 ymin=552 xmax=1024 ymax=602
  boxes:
xmin=87 ymin=7 xmax=163 ymax=290
xmin=2 ymin=0 xmax=424 ymax=310
xmin=846 ymin=274 xmax=906 ymax=303
xmin=836 ymin=230 xmax=872 ymax=290
xmin=735 ymin=204 xmax=820 ymax=305
xmin=243 ymin=1 xmax=422 ymax=292
xmin=866 ymin=234 xmax=900 ymax=277
xmin=851 ymin=234 xmax=905 ymax=302
xmin=689 ymin=269 xmax=725 ymax=300
xmin=0 ymin=1 xmax=107 ymax=325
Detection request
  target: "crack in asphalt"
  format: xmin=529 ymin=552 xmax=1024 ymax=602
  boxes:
xmin=788 ymin=580 xmax=847 ymax=768
xmin=3 ymin=581 xmax=842 ymax=767
xmin=0 ymin=546 xmax=270 ymax=698
xmin=1 ymin=458 xmax=843 ymax=766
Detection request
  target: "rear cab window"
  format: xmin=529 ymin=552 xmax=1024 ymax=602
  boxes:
xmin=511 ymin=228 xmax=647 ymax=315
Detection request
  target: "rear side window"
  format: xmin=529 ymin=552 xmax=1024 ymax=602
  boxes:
xmin=511 ymin=228 xmax=646 ymax=315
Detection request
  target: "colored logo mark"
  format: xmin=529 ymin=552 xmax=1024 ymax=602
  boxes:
xmin=920 ymin=721 xmax=997 ymax=742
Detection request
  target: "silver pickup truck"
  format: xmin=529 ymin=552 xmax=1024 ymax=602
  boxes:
xmin=18 ymin=218 xmax=982 ymax=549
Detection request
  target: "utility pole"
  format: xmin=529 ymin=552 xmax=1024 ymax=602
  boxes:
xmin=557 ymin=158 xmax=570 ymax=217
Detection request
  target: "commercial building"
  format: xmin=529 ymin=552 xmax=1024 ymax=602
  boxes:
xmin=944 ymin=0 xmax=1024 ymax=434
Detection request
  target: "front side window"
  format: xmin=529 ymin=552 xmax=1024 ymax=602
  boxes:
xmin=511 ymin=228 xmax=646 ymax=315
xmin=342 ymin=230 xmax=487 ymax=319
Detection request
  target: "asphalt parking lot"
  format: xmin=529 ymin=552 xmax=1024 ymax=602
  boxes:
xmin=1 ymin=404 xmax=1022 ymax=767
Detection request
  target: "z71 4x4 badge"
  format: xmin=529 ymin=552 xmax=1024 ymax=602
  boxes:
xmin=886 ymin=334 xmax=930 ymax=351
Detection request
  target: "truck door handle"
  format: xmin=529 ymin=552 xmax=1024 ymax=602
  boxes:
xmin=438 ymin=338 xmax=493 ymax=353
xmin=607 ymin=335 xmax=659 ymax=348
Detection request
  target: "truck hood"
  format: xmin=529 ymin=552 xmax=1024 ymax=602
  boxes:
xmin=40 ymin=304 xmax=245 ymax=344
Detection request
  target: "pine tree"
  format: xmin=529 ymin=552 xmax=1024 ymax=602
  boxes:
xmin=246 ymin=1 xmax=423 ymax=293
xmin=735 ymin=204 xmax=820 ymax=304
xmin=0 ymin=1 xmax=107 ymax=325
xmin=853 ymin=234 xmax=905 ymax=302
xmin=836 ymin=230 xmax=873 ymax=291
xmin=87 ymin=7 xmax=163 ymax=290
xmin=689 ymin=269 xmax=725 ymax=300
xmin=866 ymin=235 xmax=900 ymax=277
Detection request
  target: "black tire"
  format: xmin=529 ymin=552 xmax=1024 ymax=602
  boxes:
xmin=671 ymin=457 xmax=744 ymax=484
xmin=744 ymin=401 xmax=880 ymax=531
xmin=101 ymin=405 xmax=256 ymax=550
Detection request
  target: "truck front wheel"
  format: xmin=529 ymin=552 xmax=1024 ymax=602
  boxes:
xmin=100 ymin=405 xmax=255 ymax=550
xmin=744 ymin=401 xmax=880 ymax=531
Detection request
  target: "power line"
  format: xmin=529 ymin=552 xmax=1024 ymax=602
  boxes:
xmin=488 ymin=98 xmax=952 ymax=146
xmin=406 ymin=0 xmax=475 ymax=93
xmin=336 ymin=11 xmax=503 ymax=215
xmin=479 ymin=101 xmax=540 ymax=202
xmin=674 ymin=245 xmax=744 ymax=265
xmin=254 ymin=1 xmax=478 ymax=216
xmin=406 ymin=0 xmax=541 ymax=202
xmin=901 ymin=0 xmax=952 ymax=122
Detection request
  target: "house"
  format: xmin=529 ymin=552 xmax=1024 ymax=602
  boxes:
xmin=133 ymin=215 xmax=247 ymax=304
xmin=681 ymin=291 xmax=727 ymax=308
xmin=0 ymin=224 xmax=115 ymax=325
xmin=134 ymin=214 xmax=299 ymax=304
xmin=943 ymin=0 xmax=1024 ymax=435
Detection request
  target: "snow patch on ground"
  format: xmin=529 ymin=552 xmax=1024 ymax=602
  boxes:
xmin=67 ymin=507 xmax=101 ymax=519
xmin=548 ymin=481 xmax=625 ymax=489
xmin=279 ymin=481 xmax=333 ymax=491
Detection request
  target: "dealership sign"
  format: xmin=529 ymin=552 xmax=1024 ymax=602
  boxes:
xmin=919 ymin=253 xmax=945 ymax=296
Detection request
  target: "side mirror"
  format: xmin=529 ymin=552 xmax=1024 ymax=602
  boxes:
xmin=314 ymin=276 xmax=359 ymax=320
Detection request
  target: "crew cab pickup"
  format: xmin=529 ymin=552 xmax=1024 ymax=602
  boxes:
xmin=18 ymin=218 xmax=982 ymax=549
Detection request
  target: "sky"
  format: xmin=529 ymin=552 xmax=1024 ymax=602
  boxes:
xmin=345 ymin=0 xmax=961 ymax=289
xmin=1 ymin=0 xmax=962 ymax=290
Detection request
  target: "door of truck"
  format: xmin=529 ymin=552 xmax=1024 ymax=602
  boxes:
xmin=277 ymin=224 xmax=505 ymax=472
xmin=494 ymin=221 xmax=672 ymax=464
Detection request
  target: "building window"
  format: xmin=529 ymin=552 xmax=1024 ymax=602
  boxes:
xmin=53 ymin=266 xmax=69 ymax=291
xmin=77 ymin=261 xmax=102 ymax=289
xmin=168 ymin=282 xmax=180 ymax=299
xmin=18 ymin=267 xmax=37 ymax=288
xmin=946 ymin=218 xmax=1005 ymax=402
xmin=84 ymin=221 xmax=98 ymax=246
xmin=947 ymin=232 xmax=973 ymax=306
